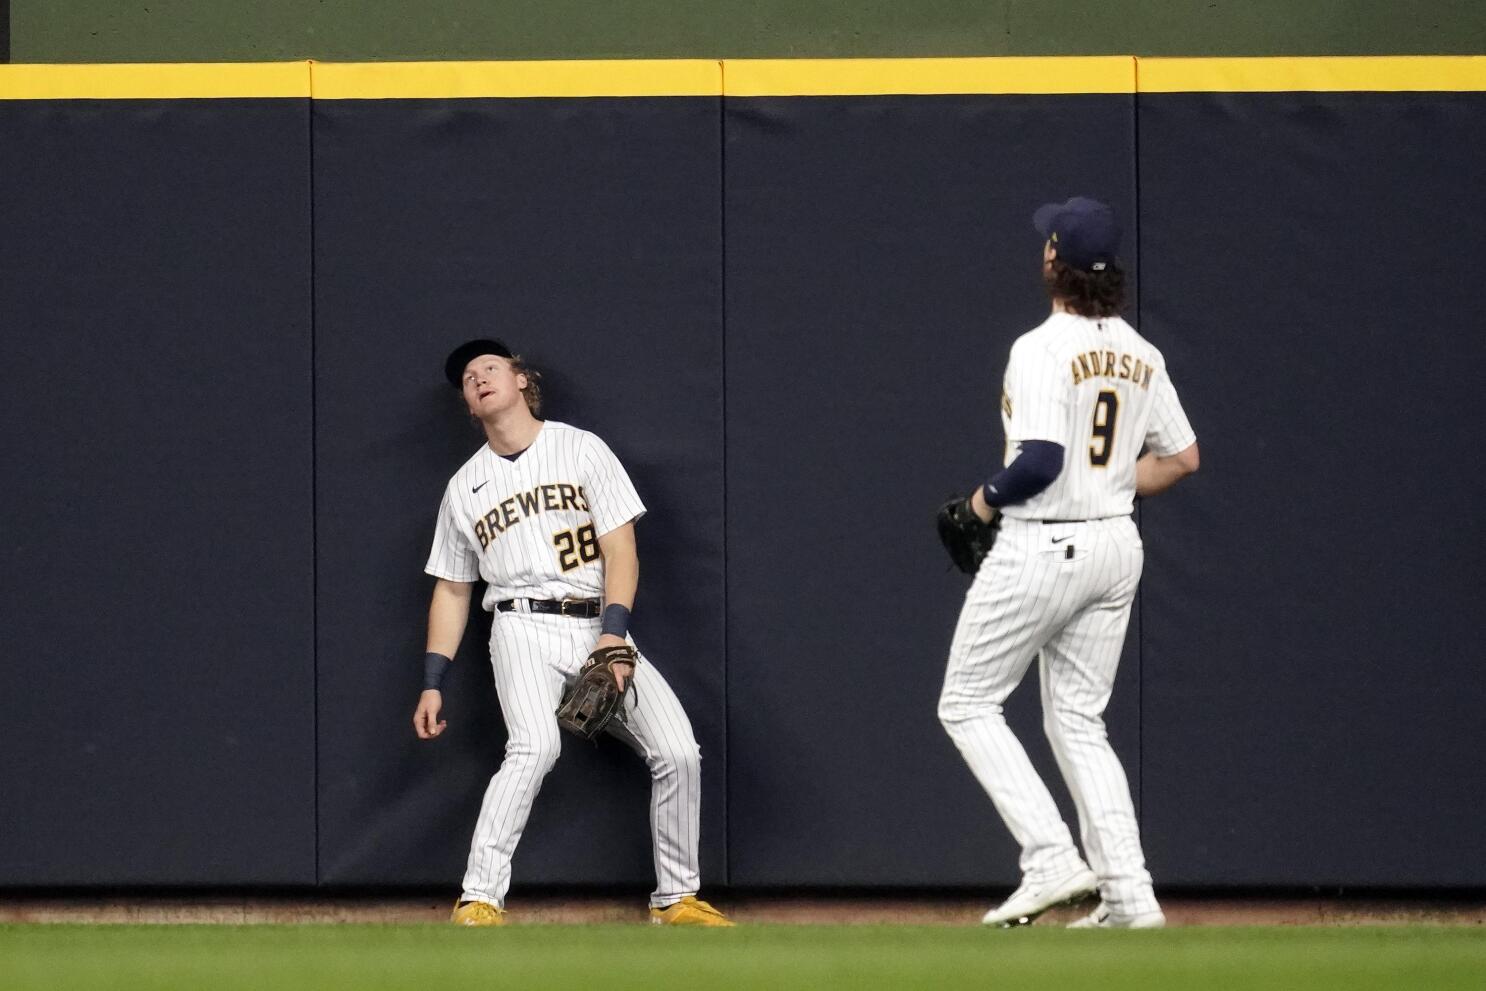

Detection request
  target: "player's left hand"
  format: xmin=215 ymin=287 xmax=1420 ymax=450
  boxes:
xmin=936 ymin=495 xmax=1002 ymax=575
xmin=969 ymin=486 xmax=998 ymax=523
xmin=595 ymin=633 xmax=633 ymax=691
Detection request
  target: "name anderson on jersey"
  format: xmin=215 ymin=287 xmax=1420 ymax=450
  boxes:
xmin=473 ymin=483 xmax=590 ymax=549
xmin=1069 ymin=350 xmax=1155 ymax=389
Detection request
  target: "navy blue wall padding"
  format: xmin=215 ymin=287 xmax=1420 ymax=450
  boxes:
xmin=3 ymin=88 xmax=1485 ymax=892
xmin=1136 ymin=92 xmax=1486 ymax=886
xmin=0 ymin=99 xmax=316 ymax=884
xmin=723 ymin=95 xmax=1141 ymax=886
xmin=311 ymin=98 xmax=727 ymax=887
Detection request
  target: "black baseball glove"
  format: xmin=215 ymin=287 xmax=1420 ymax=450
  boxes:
xmin=555 ymin=644 xmax=636 ymax=740
xmin=936 ymin=497 xmax=1001 ymax=575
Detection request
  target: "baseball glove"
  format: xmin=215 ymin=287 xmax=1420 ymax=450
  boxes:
xmin=936 ymin=497 xmax=1001 ymax=575
xmin=555 ymin=644 xmax=636 ymax=741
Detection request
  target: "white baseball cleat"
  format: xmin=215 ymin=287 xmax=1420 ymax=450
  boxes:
xmin=981 ymin=866 xmax=1098 ymax=927
xmin=1067 ymin=903 xmax=1166 ymax=929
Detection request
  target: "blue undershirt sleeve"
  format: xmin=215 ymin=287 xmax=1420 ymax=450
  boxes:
xmin=981 ymin=440 xmax=1065 ymax=508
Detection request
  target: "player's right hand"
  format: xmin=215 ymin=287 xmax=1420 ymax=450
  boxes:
xmin=414 ymin=690 xmax=447 ymax=739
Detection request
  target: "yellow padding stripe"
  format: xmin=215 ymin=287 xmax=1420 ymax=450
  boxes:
xmin=4 ymin=58 xmax=1486 ymax=100
xmin=0 ymin=62 xmax=310 ymax=99
xmin=724 ymin=57 xmax=1135 ymax=96
xmin=1139 ymin=56 xmax=1486 ymax=93
xmin=312 ymin=60 xmax=721 ymax=99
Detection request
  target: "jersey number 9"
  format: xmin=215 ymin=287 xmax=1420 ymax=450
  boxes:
xmin=553 ymin=523 xmax=601 ymax=572
xmin=1089 ymin=390 xmax=1119 ymax=467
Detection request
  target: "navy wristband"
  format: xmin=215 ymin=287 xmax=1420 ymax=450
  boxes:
xmin=423 ymin=651 xmax=452 ymax=692
xmin=601 ymin=604 xmax=631 ymax=639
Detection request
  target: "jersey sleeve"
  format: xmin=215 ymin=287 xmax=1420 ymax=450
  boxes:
xmin=424 ymin=487 xmax=481 ymax=582
xmin=1003 ymin=339 xmax=1071 ymax=444
xmin=582 ymin=433 xmax=647 ymax=537
xmin=1144 ymin=370 xmax=1198 ymax=456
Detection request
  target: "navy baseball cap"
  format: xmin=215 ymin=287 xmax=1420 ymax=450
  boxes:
xmin=445 ymin=338 xmax=514 ymax=386
xmin=1033 ymin=196 xmax=1121 ymax=272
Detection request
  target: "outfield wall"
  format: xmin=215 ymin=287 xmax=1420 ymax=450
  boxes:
xmin=2 ymin=58 xmax=1483 ymax=891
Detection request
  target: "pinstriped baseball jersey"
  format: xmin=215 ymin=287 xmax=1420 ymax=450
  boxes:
xmin=425 ymin=417 xmax=706 ymax=910
xmin=939 ymin=306 xmax=1198 ymax=924
xmin=1000 ymin=312 xmax=1195 ymax=522
xmin=425 ymin=421 xmax=646 ymax=611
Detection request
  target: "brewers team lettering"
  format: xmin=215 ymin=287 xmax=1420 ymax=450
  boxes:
xmin=472 ymin=483 xmax=590 ymax=549
xmin=425 ymin=420 xmax=648 ymax=611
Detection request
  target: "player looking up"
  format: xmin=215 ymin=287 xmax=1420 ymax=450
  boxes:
xmin=937 ymin=198 xmax=1199 ymax=929
xmin=414 ymin=339 xmax=731 ymax=927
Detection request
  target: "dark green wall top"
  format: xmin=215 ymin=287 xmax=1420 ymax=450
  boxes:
xmin=11 ymin=0 xmax=1486 ymax=63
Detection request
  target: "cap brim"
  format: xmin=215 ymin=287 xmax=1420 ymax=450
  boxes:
xmin=444 ymin=339 xmax=513 ymax=386
xmin=1033 ymin=202 xmax=1062 ymax=237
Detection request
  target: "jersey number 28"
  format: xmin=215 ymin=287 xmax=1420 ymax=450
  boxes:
xmin=1089 ymin=390 xmax=1120 ymax=467
xmin=553 ymin=524 xmax=600 ymax=572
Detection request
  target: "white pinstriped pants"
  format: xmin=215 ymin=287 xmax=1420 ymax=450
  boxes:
xmin=461 ymin=611 xmax=703 ymax=908
xmin=938 ymin=516 xmax=1158 ymax=916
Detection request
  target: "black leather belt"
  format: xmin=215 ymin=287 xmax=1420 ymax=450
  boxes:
xmin=496 ymin=598 xmax=601 ymax=618
xmin=1041 ymin=515 xmax=1131 ymax=524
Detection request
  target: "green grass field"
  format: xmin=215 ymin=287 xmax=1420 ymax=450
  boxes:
xmin=2 ymin=924 xmax=1483 ymax=991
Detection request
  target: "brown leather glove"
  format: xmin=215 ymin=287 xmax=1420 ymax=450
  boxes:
xmin=555 ymin=644 xmax=636 ymax=740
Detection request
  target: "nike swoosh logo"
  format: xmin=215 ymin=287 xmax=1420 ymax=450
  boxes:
xmin=1051 ymin=535 xmax=1073 ymax=544
xmin=472 ymin=480 xmax=490 ymax=493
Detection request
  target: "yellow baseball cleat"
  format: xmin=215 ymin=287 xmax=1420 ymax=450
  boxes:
xmin=451 ymin=900 xmax=507 ymax=926
xmin=649 ymin=896 xmax=734 ymax=927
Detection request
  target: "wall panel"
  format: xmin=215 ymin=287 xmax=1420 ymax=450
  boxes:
xmin=0 ymin=97 xmax=315 ymax=885
xmin=311 ymin=95 xmax=727 ymax=889
xmin=723 ymin=93 xmax=1140 ymax=886
xmin=1137 ymin=90 xmax=1486 ymax=886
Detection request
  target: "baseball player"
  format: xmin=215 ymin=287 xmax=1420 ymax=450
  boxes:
xmin=413 ymin=339 xmax=731 ymax=927
xmin=937 ymin=197 xmax=1198 ymax=929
